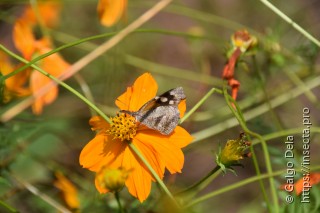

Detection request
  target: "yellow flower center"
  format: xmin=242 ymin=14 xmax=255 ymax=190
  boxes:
xmin=107 ymin=113 xmax=137 ymax=141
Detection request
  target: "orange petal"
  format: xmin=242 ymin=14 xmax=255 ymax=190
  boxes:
xmin=89 ymin=116 xmax=110 ymax=131
xmin=168 ymin=126 xmax=193 ymax=148
xmin=54 ymin=172 xmax=79 ymax=209
xmin=116 ymin=73 xmax=158 ymax=111
xmin=30 ymin=71 xmax=58 ymax=114
xmin=295 ymin=173 xmax=320 ymax=195
xmin=22 ymin=1 xmax=61 ymax=27
xmin=132 ymin=137 xmax=165 ymax=181
xmin=79 ymin=134 xmax=126 ymax=172
xmin=13 ymin=19 xmax=35 ymax=60
xmin=97 ymin=0 xmax=127 ymax=27
xmin=122 ymin=146 xmax=152 ymax=202
xmin=178 ymin=99 xmax=186 ymax=118
xmin=37 ymin=43 xmax=70 ymax=77
xmin=115 ymin=87 xmax=133 ymax=111
xmin=0 ymin=55 xmax=30 ymax=99
xmin=95 ymin=176 xmax=110 ymax=194
xmin=135 ymin=130 xmax=185 ymax=174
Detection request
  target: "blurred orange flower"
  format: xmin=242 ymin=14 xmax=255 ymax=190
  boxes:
xmin=97 ymin=0 xmax=127 ymax=27
xmin=22 ymin=1 xmax=62 ymax=28
xmin=0 ymin=52 xmax=30 ymax=103
xmin=12 ymin=2 xmax=69 ymax=114
xmin=54 ymin=172 xmax=80 ymax=210
xmin=80 ymin=73 xmax=193 ymax=202
xmin=280 ymin=173 xmax=320 ymax=195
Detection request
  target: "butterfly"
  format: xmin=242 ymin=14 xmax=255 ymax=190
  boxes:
xmin=121 ymin=87 xmax=186 ymax=135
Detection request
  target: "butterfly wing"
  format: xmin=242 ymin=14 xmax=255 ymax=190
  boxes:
xmin=133 ymin=87 xmax=186 ymax=135
xmin=139 ymin=105 xmax=180 ymax=135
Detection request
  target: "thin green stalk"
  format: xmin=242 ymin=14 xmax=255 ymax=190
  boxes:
xmin=223 ymin=86 xmax=279 ymax=212
xmin=0 ymin=45 xmax=111 ymax=123
xmin=185 ymin=165 xmax=320 ymax=209
xmin=3 ymin=28 xmax=214 ymax=81
xmin=252 ymin=55 xmax=283 ymax=130
xmin=180 ymin=88 xmax=222 ymax=124
xmin=177 ymin=165 xmax=222 ymax=197
xmin=191 ymin=75 xmax=320 ymax=143
xmin=2 ymin=32 xmax=116 ymax=80
xmin=283 ymin=68 xmax=318 ymax=103
xmin=128 ymin=143 xmax=180 ymax=208
xmin=124 ymin=55 xmax=222 ymax=86
xmin=0 ymin=200 xmax=19 ymax=213
xmin=259 ymin=0 xmax=320 ymax=47
xmin=114 ymin=192 xmax=124 ymax=213
xmin=222 ymin=84 xmax=270 ymax=211
xmin=252 ymin=127 xmax=320 ymax=146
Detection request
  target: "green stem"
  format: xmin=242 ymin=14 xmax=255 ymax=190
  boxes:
xmin=191 ymin=75 xmax=320 ymax=143
xmin=114 ymin=192 xmax=124 ymax=213
xmin=252 ymin=55 xmax=283 ymax=130
xmin=128 ymin=143 xmax=179 ymax=208
xmin=252 ymin=127 xmax=320 ymax=146
xmin=223 ymin=85 xmax=279 ymax=212
xmin=185 ymin=165 xmax=320 ymax=209
xmin=0 ymin=200 xmax=19 ymax=213
xmin=259 ymin=0 xmax=320 ymax=47
xmin=177 ymin=165 xmax=221 ymax=196
xmin=0 ymin=45 xmax=111 ymax=123
xmin=3 ymin=28 xmax=213 ymax=81
xmin=223 ymin=84 xmax=270 ymax=211
xmin=180 ymin=88 xmax=222 ymax=124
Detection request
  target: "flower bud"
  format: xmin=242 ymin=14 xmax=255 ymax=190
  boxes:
xmin=231 ymin=30 xmax=257 ymax=53
xmin=96 ymin=167 xmax=132 ymax=193
xmin=216 ymin=133 xmax=251 ymax=171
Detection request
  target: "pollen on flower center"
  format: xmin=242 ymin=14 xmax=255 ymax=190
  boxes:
xmin=106 ymin=113 xmax=137 ymax=141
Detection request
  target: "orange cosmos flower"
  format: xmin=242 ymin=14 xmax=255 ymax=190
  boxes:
xmin=12 ymin=6 xmax=69 ymax=114
xmin=97 ymin=0 xmax=127 ymax=27
xmin=80 ymin=73 xmax=193 ymax=202
xmin=54 ymin=172 xmax=80 ymax=210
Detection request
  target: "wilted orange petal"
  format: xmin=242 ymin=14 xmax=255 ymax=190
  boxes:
xmin=168 ymin=126 xmax=193 ymax=148
xmin=79 ymin=134 xmax=126 ymax=172
xmin=122 ymin=146 xmax=152 ymax=202
xmin=135 ymin=131 xmax=184 ymax=174
xmin=116 ymin=73 xmax=158 ymax=111
xmin=97 ymin=0 xmax=127 ymax=27
xmin=13 ymin=19 xmax=35 ymax=60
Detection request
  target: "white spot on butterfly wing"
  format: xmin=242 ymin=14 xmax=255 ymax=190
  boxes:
xmin=160 ymin=97 xmax=168 ymax=102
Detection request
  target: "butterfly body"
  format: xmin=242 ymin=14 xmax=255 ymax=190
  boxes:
xmin=122 ymin=87 xmax=186 ymax=135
